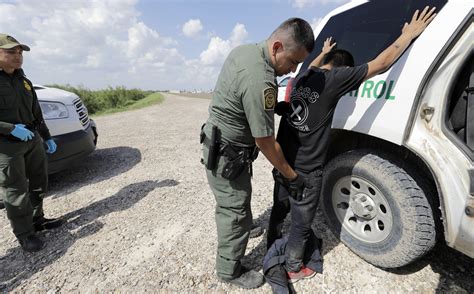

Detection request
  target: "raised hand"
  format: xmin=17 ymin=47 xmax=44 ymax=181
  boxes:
xmin=322 ymin=37 xmax=336 ymax=54
xmin=402 ymin=6 xmax=437 ymax=39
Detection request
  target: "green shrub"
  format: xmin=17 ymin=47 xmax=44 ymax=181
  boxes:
xmin=45 ymin=84 xmax=151 ymax=114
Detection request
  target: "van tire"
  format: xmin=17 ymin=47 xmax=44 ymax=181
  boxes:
xmin=321 ymin=150 xmax=437 ymax=268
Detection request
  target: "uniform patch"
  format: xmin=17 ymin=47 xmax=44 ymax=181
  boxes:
xmin=23 ymin=80 xmax=31 ymax=91
xmin=263 ymin=87 xmax=276 ymax=111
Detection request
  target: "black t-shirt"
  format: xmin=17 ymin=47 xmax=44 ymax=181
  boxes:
xmin=277 ymin=64 xmax=368 ymax=172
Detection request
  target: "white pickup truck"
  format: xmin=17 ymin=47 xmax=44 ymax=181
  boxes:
xmin=282 ymin=0 xmax=473 ymax=268
xmin=35 ymin=85 xmax=98 ymax=174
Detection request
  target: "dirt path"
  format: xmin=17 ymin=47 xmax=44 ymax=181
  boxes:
xmin=1 ymin=93 xmax=473 ymax=292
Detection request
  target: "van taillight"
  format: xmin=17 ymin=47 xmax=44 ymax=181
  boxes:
xmin=284 ymin=78 xmax=294 ymax=102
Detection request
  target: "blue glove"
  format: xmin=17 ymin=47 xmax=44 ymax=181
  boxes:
xmin=10 ymin=124 xmax=34 ymax=141
xmin=45 ymin=139 xmax=57 ymax=154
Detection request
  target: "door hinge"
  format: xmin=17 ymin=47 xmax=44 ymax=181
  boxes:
xmin=420 ymin=103 xmax=435 ymax=122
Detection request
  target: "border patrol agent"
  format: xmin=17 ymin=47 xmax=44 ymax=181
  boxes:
xmin=200 ymin=18 xmax=314 ymax=289
xmin=0 ymin=33 xmax=64 ymax=252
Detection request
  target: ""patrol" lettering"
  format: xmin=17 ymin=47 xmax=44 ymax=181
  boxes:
xmin=347 ymin=80 xmax=395 ymax=100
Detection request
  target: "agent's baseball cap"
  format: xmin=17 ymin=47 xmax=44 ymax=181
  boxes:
xmin=0 ymin=34 xmax=30 ymax=51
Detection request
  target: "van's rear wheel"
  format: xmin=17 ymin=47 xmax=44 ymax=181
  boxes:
xmin=321 ymin=150 xmax=437 ymax=268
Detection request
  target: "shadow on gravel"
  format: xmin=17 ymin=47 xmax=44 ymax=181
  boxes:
xmin=386 ymin=242 xmax=474 ymax=293
xmin=241 ymin=207 xmax=339 ymax=273
xmin=0 ymin=179 xmax=177 ymax=292
xmin=48 ymin=146 xmax=142 ymax=198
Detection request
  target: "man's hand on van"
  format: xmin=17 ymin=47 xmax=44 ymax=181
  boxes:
xmin=322 ymin=37 xmax=336 ymax=55
xmin=402 ymin=6 xmax=437 ymax=39
xmin=366 ymin=6 xmax=437 ymax=80
xmin=310 ymin=37 xmax=337 ymax=68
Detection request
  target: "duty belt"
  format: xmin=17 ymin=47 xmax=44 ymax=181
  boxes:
xmin=201 ymin=134 xmax=259 ymax=162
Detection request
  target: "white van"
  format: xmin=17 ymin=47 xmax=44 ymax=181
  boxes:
xmin=35 ymin=85 xmax=98 ymax=174
xmin=282 ymin=0 xmax=473 ymax=268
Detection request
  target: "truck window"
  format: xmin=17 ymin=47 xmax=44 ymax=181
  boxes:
xmin=301 ymin=0 xmax=447 ymax=71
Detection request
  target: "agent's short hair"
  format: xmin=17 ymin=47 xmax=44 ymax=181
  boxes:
xmin=270 ymin=18 xmax=314 ymax=53
xmin=323 ymin=49 xmax=355 ymax=67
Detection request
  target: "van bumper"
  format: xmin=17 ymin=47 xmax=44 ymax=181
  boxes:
xmin=47 ymin=120 xmax=98 ymax=174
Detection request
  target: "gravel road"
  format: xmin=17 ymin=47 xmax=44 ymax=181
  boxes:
xmin=1 ymin=93 xmax=473 ymax=293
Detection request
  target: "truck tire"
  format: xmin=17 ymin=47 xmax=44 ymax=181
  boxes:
xmin=321 ymin=150 xmax=437 ymax=268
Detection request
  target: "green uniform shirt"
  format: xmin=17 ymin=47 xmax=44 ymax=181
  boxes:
xmin=206 ymin=41 xmax=277 ymax=146
xmin=0 ymin=68 xmax=51 ymax=139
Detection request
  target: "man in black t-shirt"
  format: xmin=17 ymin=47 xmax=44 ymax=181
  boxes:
xmin=278 ymin=51 xmax=367 ymax=172
xmin=266 ymin=6 xmax=437 ymax=283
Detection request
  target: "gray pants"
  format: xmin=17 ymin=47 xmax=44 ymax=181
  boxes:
xmin=202 ymin=144 xmax=253 ymax=279
xmin=0 ymin=135 xmax=47 ymax=239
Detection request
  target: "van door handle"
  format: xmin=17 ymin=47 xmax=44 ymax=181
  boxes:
xmin=420 ymin=103 xmax=435 ymax=122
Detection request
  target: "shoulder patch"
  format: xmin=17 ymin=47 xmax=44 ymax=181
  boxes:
xmin=23 ymin=80 xmax=31 ymax=91
xmin=263 ymin=87 xmax=276 ymax=111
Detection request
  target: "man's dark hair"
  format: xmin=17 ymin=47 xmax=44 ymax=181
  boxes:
xmin=270 ymin=18 xmax=314 ymax=53
xmin=323 ymin=49 xmax=355 ymax=67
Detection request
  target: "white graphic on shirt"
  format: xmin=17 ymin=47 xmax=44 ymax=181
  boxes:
xmin=287 ymin=85 xmax=320 ymax=132
xmin=290 ymin=104 xmax=302 ymax=121
xmin=294 ymin=85 xmax=319 ymax=104
xmin=297 ymin=86 xmax=312 ymax=100
xmin=308 ymin=91 xmax=319 ymax=103
xmin=288 ymin=97 xmax=308 ymax=127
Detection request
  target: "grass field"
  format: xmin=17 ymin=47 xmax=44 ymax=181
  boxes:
xmin=93 ymin=92 xmax=164 ymax=116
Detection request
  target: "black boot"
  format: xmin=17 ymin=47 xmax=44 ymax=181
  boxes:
xmin=33 ymin=216 xmax=65 ymax=232
xmin=0 ymin=199 xmax=4 ymax=209
xmin=249 ymin=223 xmax=264 ymax=238
xmin=18 ymin=234 xmax=44 ymax=252
xmin=219 ymin=267 xmax=265 ymax=289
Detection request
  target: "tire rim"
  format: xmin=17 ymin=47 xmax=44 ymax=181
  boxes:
xmin=332 ymin=175 xmax=393 ymax=243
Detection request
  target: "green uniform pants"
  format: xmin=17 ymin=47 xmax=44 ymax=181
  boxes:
xmin=0 ymin=134 xmax=47 ymax=239
xmin=203 ymin=145 xmax=253 ymax=279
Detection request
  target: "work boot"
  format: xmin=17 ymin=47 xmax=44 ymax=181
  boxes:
xmin=249 ymin=223 xmax=264 ymax=239
xmin=286 ymin=265 xmax=316 ymax=283
xmin=219 ymin=267 xmax=265 ymax=289
xmin=33 ymin=216 xmax=65 ymax=232
xmin=18 ymin=234 xmax=45 ymax=252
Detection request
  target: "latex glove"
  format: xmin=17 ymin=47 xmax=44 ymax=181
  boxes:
xmin=45 ymin=139 xmax=57 ymax=154
xmin=10 ymin=124 xmax=34 ymax=141
xmin=274 ymin=101 xmax=290 ymax=116
xmin=272 ymin=169 xmax=313 ymax=201
xmin=287 ymin=174 xmax=313 ymax=201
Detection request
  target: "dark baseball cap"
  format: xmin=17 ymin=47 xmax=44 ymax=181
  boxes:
xmin=0 ymin=34 xmax=30 ymax=51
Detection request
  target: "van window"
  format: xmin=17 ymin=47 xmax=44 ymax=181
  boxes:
xmin=301 ymin=0 xmax=447 ymax=71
